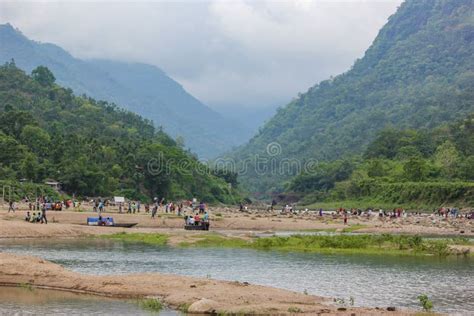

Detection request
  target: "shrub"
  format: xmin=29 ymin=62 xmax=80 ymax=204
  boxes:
xmin=418 ymin=294 xmax=433 ymax=312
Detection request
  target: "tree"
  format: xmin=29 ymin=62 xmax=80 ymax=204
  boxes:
xmin=31 ymin=66 xmax=55 ymax=86
xmin=367 ymin=159 xmax=386 ymax=178
xmin=403 ymin=157 xmax=428 ymax=182
xmin=364 ymin=128 xmax=401 ymax=159
xmin=434 ymin=141 xmax=460 ymax=179
xmin=19 ymin=153 xmax=41 ymax=182
xmin=0 ymin=132 xmax=25 ymax=165
xmin=456 ymin=156 xmax=474 ymax=181
xmin=20 ymin=125 xmax=51 ymax=157
xmin=0 ymin=110 xmax=36 ymax=138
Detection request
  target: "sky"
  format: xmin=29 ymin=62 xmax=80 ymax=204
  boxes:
xmin=0 ymin=0 xmax=402 ymax=112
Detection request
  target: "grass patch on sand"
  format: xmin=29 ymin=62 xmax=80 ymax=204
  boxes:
xmin=18 ymin=283 xmax=34 ymax=291
xmin=180 ymin=234 xmax=471 ymax=257
xmin=252 ymin=234 xmax=471 ymax=256
xmin=137 ymin=298 xmax=163 ymax=312
xmin=300 ymin=228 xmax=337 ymax=233
xmin=178 ymin=303 xmax=191 ymax=313
xmin=341 ymin=224 xmax=368 ymax=233
xmin=99 ymin=232 xmax=471 ymax=257
xmin=179 ymin=233 xmax=248 ymax=248
xmin=101 ymin=232 xmax=168 ymax=245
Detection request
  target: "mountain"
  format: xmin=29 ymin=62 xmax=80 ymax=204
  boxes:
xmin=218 ymin=103 xmax=280 ymax=136
xmin=0 ymin=61 xmax=238 ymax=202
xmin=230 ymin=0 xmax=474 ymax=193
xmin=0 ymin=23 xmax=249 ymax=159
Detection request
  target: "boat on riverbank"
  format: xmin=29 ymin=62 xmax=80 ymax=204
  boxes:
xmin=185 ymin=222 xmax=210 ymax=230
xmin=86 ymin=217 xmax=137 ymax=228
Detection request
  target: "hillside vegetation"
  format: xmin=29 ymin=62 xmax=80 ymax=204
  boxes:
xmin=231 ymin=0 xmax=474 ymax=193
xmin=288 ymin=115 xmax=474 ymax=208
xmin=0 ymin=62 xmax=238 ymax=202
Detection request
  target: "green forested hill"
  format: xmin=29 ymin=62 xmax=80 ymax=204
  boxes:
xmin=0 ymin=62 xmax=237 ymax=202
xmin=0 ymin=23 xmax=249 ymax=159
xmin=288 ymin=115 xmax=474 ymax=208
xmin=231 ymin=0 xmax=474 ymax=193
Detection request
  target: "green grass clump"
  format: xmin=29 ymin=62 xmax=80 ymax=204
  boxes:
xmin=179 ymin=234 xmax=248 ymax=248
xmin=341 ymin=224 xmax=367 ymax=233
xmin=138 ymin=298 xmax=163 ymax=312
xmin=288 ymin=306 xmax=303 ymax=313
xmin=100 ymin=232 xmax=470 ymax=258
xmin=251 ymin=234 xmax=471 ymax=256
xmin=101 ymin=232 xmax=168 ymax=245
xmin=180 ymin=233 xmax=470 ymax=257
xmin=178 ymin=303 xmax=191 ymax=312
xmin=18 ymin=283 xmax=34 ymax=291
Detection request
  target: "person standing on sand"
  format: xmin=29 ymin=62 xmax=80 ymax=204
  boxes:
xmin=151 ymin=204 xmax=157 ymax=218
xmin=343 ymin=211 xmax=348 ymax=225
xmin=98 ymin=200 xmax=104 ymax=213
xmin=8 ymin=201 xmax=15 ymax=213
xmin=40 ymin=203 xmax=47 ymax=224
xmin=178 ymin=203 xmax=183 ymax=216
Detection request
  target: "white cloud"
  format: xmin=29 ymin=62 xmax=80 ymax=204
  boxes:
xmin=0 ymin=0 xmax=402 ymax=109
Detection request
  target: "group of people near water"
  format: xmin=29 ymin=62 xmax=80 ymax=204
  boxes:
xmin=9 ymin=196 xmax=63 ymax=224
xmin=112 ymin=197 xmax=208 ymax=221
xmin=24 ymin=210 xmax=47 ymax=224
xmin=184 ymin=209 xmax=209 ymax=226
xmin=24 ymin=205 xmax=47 ymax=224
xmin=239 ymin=201 xmax=473 ymax=225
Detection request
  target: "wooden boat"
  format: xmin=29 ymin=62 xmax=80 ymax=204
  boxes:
xmin=87 ymin=217 xmax=137 ymax=228
xmin=110 ymin=223 xmax=138 ymax=228
xmin=185 ymin=222 xmax=210 ymax=231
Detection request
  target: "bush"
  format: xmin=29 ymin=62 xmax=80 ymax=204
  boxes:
xmin=418 ymin=294 xmax=433 ymax=312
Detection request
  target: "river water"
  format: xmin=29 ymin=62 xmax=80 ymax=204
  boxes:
xmin=0 ymin=287 xmax=178 ymax=315
xmin=0 ymin=238 xmax=472 ymax=315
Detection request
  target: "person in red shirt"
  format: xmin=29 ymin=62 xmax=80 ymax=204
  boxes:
xmin=194 ymin=213 xmax=201 ymax=226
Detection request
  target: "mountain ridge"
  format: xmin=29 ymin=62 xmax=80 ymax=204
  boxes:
xmin=0 ymin=61 xmax=238 ymax=202
xmin=230 ymin=0 xmax=474 ymax=193
xmin=0 ymin=23 xmax=249 ymax=159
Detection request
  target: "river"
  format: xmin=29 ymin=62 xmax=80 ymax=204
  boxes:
xmin=0 ymin=238 xmax=472 ymax=315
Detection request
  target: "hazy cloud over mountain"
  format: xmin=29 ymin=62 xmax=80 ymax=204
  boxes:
xmin=0 ymin=0 xmax=401 ymax=110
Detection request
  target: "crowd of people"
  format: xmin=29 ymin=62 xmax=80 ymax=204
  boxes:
xmin=238 ymin=202 xmax=474 ymax=225
xmin=6 ymin=194 xmax=473 ymax=230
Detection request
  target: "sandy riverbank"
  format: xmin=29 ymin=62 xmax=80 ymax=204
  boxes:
xmin=0 ymin=252 xmax=417 ymax=315
xmin=1 ymin=205 xmax=472 ymax=239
